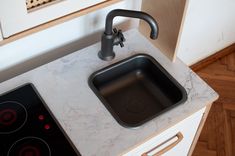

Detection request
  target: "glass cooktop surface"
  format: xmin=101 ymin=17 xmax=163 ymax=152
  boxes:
xmin=0 ymin=84 xmax=81 ymax=156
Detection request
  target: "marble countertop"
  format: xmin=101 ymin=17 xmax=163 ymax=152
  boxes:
xmin=0 ymin=29 xmax=218 ymax=156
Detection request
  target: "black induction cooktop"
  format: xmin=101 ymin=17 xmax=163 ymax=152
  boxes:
xmin=0 ymin=83 xmax=81 ymax=156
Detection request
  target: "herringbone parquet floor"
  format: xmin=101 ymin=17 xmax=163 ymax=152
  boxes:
xmin=192 ymin=51 xmax=235 ymax=156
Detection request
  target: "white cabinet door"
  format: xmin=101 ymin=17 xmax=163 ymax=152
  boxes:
xmin=124 ymin=107 xmax=206 ymax=156
xmin=0 ymin=0 xmax=106 ymax=37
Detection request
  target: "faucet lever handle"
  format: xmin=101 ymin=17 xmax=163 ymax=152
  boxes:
xmin=113 ymin=28 xmax=125 ymax=48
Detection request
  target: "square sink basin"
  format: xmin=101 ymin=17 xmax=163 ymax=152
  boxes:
xmin=89 ymin=54 xmax=187 ymax=127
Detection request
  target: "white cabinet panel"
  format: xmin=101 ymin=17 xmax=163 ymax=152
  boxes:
xmin=0 ymin=0 xmax=106 ymax=37
xmin=124 ymin=107 xmax=205 ymax=156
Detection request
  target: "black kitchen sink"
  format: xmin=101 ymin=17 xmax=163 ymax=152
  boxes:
xmin=89 ymin=54 xmax=187 ymax=127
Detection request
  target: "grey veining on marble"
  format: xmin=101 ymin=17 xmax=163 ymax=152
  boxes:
xmin=0 ymin=29 xmax=218 ymax=156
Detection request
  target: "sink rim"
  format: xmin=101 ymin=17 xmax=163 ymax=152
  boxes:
xmin=88 ymin=53 xmax=187 ymax=128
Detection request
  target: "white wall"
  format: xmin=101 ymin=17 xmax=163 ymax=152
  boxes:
xmin=0 ymin=0 xmax=142 ymax=81
xmin=177 ymin=0 xmax=235 ymax=65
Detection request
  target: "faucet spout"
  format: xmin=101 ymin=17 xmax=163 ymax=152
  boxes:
xmin=105 ymin=9 xmax=158 ymax=39
xmin=99 ymin=9 xmax=159 ymax=61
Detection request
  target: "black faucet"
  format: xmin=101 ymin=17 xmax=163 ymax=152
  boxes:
xmin=98 ymin=9 xmax=159 ymax=61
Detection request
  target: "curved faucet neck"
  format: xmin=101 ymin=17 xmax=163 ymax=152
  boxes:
xmin=105 ymin=9 xmax=158 ymax=39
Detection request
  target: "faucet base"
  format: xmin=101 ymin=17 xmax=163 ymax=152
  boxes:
xmin=98 ymin=51 xmax=115 ymax=61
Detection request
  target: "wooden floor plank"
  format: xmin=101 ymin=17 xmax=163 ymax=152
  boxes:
xmin=192 ymin=51 xmax=235 ymax=156
xmin=193 ymin=142 xmax=217 ymax=156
